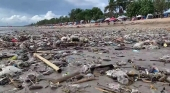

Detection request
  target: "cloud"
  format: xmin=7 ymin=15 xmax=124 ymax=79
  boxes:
xmin=0 ymin=8 xmax=28 ymax=18
xmin=0 ymin=10 xmax=61 ymax=25
xmin=0 ymin=0 xmax=108 ymax=26
xmin=30 ymin=11 xmax=61 ymax=22
xmin=65 ymin=0 xmax=107 ymax=10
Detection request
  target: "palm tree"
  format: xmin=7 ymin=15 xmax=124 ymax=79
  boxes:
xmin=104 ymin=0 xmax=116 ymax=17
xmin=116 ymin=0 xmax=124 ymax=14
xmin=116 ymin=0 xmax=134 ymax=14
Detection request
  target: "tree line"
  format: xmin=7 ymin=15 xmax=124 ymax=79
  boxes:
xmin=29 ymin=0 xmax=170 ymax=26
xmin=29 ymin=7 xmax=104 ymax=26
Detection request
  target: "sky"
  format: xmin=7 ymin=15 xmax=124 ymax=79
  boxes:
xmin=0 ymin=0 xmax=107 ymax=26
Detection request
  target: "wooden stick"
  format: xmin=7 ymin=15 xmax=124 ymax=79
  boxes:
xmin=95 ymin=87 xmax=112 ymax=93
xmin=9 ymin=77 xmax=23 ymax=89
xmin=142 ymin=79 xmax=152 ymax=83
xmin=72 ymin=77 xmax=97 ymax=84
xmin=36 ymin=51 xmax=56 ymax=54
xmin=29 ymin=85 xmax=43 ymax=90
xmin=33 ymin=53 xmax=61 ymax=73
xmin=50 ymin=71 xmax=80 ymax=83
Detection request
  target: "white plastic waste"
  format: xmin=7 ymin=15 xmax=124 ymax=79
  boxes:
xmin=0 ymin=64 xmax=6 ymax=68
xmin=80 ymin=65 xmax=89 ymax=73
xmin=160 ymin=55 xmax=170 ymax=61
xmin=133 ymin=42 xmax=144 ymax=49
xmin=85 ymin=73 xmax=94 ymax=78
xmin=108 ymin=83 xmax=121 ymax=91
xmin=117 ymin=76 xmax=129 ymax=85
xmin=106 ymin=70 xmax=129 ymax=85
xmin=167 ymin=76 xmax=170 ymax=83
xmin=61 ymin=36 xmax=69 ymax=42
xmin=146 ymin=45 xmax=159 ymax=50
xmin=164 ymin=68 xmax=170 ymax=74
xmin=117 ymin=61 xmax=127 ymax=65
xmin=145 ymin=69 xmax=149 ymax=75
xmin=131 ymin=89 xmax=139 ymax=93
xmin=0 ymin=66 xmax=22 ymax=76
xmin=69 ymin=84 xmax=80 ymax=88
xmin=106 ymin=70 xmax=127 ymax=78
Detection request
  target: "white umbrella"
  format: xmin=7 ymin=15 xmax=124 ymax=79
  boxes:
xmin=80 ymin=20 xmax=84 ymax=23
xmin=105 ymin=18 xmax=110 ymax=21
xmin=117 ymin=15 xmax=127 ymax=19
xmin=137 ymin=15 xmax=143 ymax=17
xmin=90 ymin=20 xmax=95 ymax=23
xmin=164 ymin=9 xmax=170 ymax=14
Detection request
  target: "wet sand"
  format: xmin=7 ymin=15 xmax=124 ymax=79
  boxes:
xmin=12 ymin=47 xmax=170 ymax=93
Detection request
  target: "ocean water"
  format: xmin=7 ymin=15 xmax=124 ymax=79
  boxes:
xmin=0 ymin=27 xmax=35 ymax=34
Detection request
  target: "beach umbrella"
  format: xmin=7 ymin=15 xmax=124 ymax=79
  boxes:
xmin=164 ymin=9 xmax=170 ymax=14
xmin=136 ymin=15 xmax=143 ymax=18
xmin=90 ymin=20 xmax=95 ymax=23
xmin=109 ymin=17 xmax=117 ymax=21
xmin=80 ymin=20 xmax=84 ymax=23
xmin=97 ymin=19 xmax=104 ymax=22
xmin=117 ymin=15 xmax=127 ymax=19
xmin=105 ymin=18 xmax=110 ymax=21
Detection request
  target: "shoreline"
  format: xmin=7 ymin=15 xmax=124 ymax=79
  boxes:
xmin=34 ymin=17 xmax=170 ymax=30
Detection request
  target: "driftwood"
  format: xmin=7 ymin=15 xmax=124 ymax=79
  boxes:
xmin=72 ymin=77 xmax=97 ymax=84
xmin=29 ymin=85 xmax=43 ymax=90
xmin=90 ymin=64 xmax=114 ymax=74
xmin=36 ymin=51 xmax=58 ymax=54
xmin=59 ymin=42 xmax=84 ymax=47
xmin=97 ymin=83 xmax=118 ymax=93
xmin=95 ymin=87 xmax=113 ymax=93
xmin=50 ymin=71 xmax=80 ymax=83
xmin=9 ymin=77 xmax=23 ymax=89
xmin=33 ymin=53 xmax=61 ymax=73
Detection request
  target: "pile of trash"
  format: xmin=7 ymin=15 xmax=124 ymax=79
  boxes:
xmin=0 ymin=28 xmax=170 ymax=93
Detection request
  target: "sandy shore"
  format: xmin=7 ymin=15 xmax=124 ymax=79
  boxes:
xmin=35 ymin=17 xmax=170 ymax=32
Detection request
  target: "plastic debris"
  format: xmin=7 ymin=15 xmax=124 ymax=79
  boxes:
xmin=106 ymin=70 xmax=129 ymax=85
xmin=0 ymin=66 xmax=22 ymax=76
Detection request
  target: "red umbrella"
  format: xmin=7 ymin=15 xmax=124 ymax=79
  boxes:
xmin=109 ymin=17 xmax=117 ymax=21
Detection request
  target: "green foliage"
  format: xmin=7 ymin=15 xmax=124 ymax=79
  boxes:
xmin=139 ymin=0 xmax=154 ymax=16
xmin=116 ymin=0 xmax=126 ymax=13
xmin=154 ymin=0 xmax=166 ymax=14
xmin=104 ymin=0 xmax=116 ymax=17
xmin=69 ymin=8 xmax=83 ymax=21
xmin=91 ymin=7 xmax=104 ymax=20
xmin=127 ymin=0 xmax=154 ymax=17
xmin=165 ymin=1 xmax=170 ymax=10
xmin=127 ymin=1 xmax=140 ymax=17
xmin=33 ymin=7 xmax=104 ymax=26
xmin=104 ymin=0 xmax=132 ymax=17
xmin=84 ymin=9 xmax=93 ymax=21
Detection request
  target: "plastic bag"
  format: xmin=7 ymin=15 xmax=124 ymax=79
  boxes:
xmin=0 ymin=66 xmax=22 ymax=76
xmin=106 ymin=70 xmax=129 ymax=85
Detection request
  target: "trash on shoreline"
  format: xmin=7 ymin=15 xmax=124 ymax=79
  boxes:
xmin=0 ymin=27 xmax=170 ymax=93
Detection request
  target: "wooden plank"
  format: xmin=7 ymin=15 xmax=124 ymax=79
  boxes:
xmin=95 ymin=87 xmax=112 ymax=93
xmin=33 ymin=53 xmax=61 ymax=73
xmin=50 ymin=71 xmax=80 ymax=83
xmin=72 ymin=77 xmax=97 ymax=84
